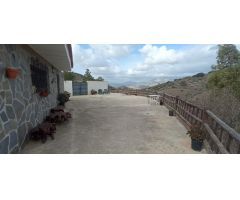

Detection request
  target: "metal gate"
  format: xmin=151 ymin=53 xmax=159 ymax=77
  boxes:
xmin=72 ymin=82 xmax=88 ymax=95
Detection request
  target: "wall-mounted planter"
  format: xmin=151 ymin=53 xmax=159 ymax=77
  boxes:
xmin=6 ymin=67 xmax=20 ymax=79
xmin=169 ymin=110 xmax=174 ymax=116
xmin=160 ymin=100 xmax=164 ymax=105
xmin=39 ymin=91 xmax=49 ymax=97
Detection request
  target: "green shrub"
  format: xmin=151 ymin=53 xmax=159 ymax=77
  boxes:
xmin=91 ymin=90 xmax=97 ymax=95
xmin=57 ymin=93 xmax=69 ymax=106
xmin=207 ymin=65 xmax=240 ymax=99
xmin=98 ymin=89 xmax=103 ymax=94
xmin=64 ymin=91 xmax=71 ymax=98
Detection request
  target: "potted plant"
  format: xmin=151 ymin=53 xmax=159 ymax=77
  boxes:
xmin=160 ymin=99 xmax=164 ymax=105
xmin=91 ymin=89 xmax=97 ymax=95
xmin=6 ymin=67 xmax=20 ymax=79
xmin=58 ymin=93 xmax=68 ymax=106
xmin=39 ymin=90 xmax=49 ymax=97
xmin=98 ymin=89 xmax=103 ymax=94
xmin=187 ymin=125 xmax=205 ymax=151
xmin=169 ymin=110 xmax=174 ymax=116
xmin=64 ymin=91 xmax=70 ymax=101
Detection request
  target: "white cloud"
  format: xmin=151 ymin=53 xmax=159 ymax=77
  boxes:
xmin=72 ymin=44 xmax=218 ymax=84
xmin=73 ymin=44 xmax=131 ymax=68
xmin=72 ymin=44 xmax=132 ymax=80
xmin=139 ymin=45 xmax=184 ymax=65
xmin=89 ymin=44 xmax=131 ymax=58
xmin=128 ymin=44 xmax=217 ymax=78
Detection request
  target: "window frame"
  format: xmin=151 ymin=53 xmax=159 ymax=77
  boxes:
xmin=30 ymin=57 xmax=49 ymax=93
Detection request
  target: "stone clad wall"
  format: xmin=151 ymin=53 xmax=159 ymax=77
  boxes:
xmin=0 ymin=45 xmax=64 ymax=153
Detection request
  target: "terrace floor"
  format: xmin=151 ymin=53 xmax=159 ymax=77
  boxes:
xmin=22 ymin=93 xmax=205 ymax=153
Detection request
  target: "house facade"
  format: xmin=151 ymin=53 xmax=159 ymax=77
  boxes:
xmin=87 ymin=81 xmax=108 ymax=95
xmin=0 ymin=44 xmax=73 ymax=153
xmin=64 ymin=80 xmax=108 ymax=96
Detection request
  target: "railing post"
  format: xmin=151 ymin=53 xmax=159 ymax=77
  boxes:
xmin=162 ymin=93 xmax=165 ymax=104
xmin=175 ymin=96 xmax=179 ymax=111
xmin=202 ymin=107 xmax=207 ymax=123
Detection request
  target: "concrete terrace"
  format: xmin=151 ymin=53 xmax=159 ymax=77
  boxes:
xmin=22 ymin=93 xmax=205 ymax=153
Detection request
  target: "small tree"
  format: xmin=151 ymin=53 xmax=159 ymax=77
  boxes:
xmin=207 ymin=46 xmax=240 ymax=132
xmin=212 ymin=44 xmax=240 ymax=70
xmin=64 ymin=72 xmax=75 ymax=81
xmin=83 ymin=69 xmax=94 ymax=82
xmin=208 ymin=65 xmax=240 ymax=99
xmin=96 ymin=76 xmax=104 ymax=81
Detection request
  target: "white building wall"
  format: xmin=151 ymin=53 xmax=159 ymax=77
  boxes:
xmin=87 ymin=81 xmax=108 ymax=95
xmin=64 ymin=80 xmax=73 ymax=96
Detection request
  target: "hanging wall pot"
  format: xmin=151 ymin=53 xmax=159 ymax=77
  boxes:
xmin=6 ymin=67 xmax=20 ymax=79
xmin=39 ymin=90 xmax=49 ymax=97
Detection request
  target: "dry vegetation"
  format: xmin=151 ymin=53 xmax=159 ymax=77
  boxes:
xmin=144 ymin=73 xmax=240 ymax=132
xmin=144 ymin=74 xmax=208 ymax=105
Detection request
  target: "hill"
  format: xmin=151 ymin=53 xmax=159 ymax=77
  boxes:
xmin=64 ymin=72 xmax=84 ymax=81
xmin=143 ymin=71 xmax=240 ymax=132
xmin=144 ymin=73 xmax=209 ymax=107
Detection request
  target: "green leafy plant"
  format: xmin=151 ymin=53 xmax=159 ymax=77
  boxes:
xmin=187 ymin=125 xmax=205 ymax=141
xmin=64 ymin=91 xmax=71 ymax=100
xmin=58 ymin=93 xmax=69 ymax=106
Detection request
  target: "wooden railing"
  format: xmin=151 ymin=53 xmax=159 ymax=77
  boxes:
xmin=111 ymin=89 xmax=156 ymax=96
xmin=162 ymin=93 xmax=204 ymax=128
xmin=161 ymin=93 xmax=240 ymax=154
xmin=112 ymin=89 xmax=240 ymax=154
xmin=204 ymin=110 xmax=240 ymax=153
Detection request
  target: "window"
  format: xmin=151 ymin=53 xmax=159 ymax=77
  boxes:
xmin=30 ymin=57 xmax=49 ymax=93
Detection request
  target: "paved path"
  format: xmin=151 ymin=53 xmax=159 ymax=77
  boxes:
xmin=22 ymin=93 xmax=205 ymax=153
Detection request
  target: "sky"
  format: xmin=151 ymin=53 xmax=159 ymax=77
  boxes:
xmin=72 ymin=44 xmax=222 ymax=85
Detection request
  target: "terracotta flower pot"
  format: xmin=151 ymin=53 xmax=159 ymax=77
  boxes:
xmin=6 ymin=67 xmax=20 ymax=79
xmin=39 ymin=91 xmax=49 ymax=97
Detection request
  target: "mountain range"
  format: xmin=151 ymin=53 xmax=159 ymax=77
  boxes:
xmin=110 ymin=76 xmax=179 ymax=89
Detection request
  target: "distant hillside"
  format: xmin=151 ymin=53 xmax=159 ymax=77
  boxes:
xmin=108 ymin=85 xmax=116 ymax=90
xmin=111 ymin=81 xmax=140 ymax=88
xmin=111 ymin=77 xmax=178 ymax=89
xmin=143 ymin=72 xmax=209 ymax=107
xmin=73 ymin=72 xmax=84 ymax=81
xmin=64 ymin=72 xmax=83 ymax=81
xmin=142 ymin=71 xmax=240 ymax=132
xmin=117 ymin=86 xmax=130 ymax=90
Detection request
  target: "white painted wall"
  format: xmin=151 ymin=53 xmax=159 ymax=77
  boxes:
xmin=87 ymin=81 xmax=108 ymax=95
xmin=64 ymin=80 xmax=73 ymax=96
